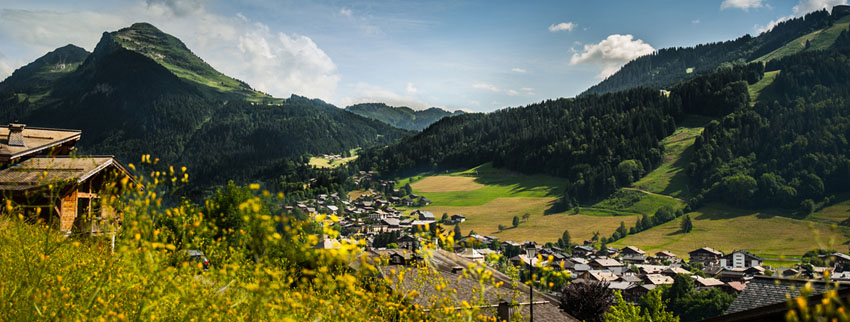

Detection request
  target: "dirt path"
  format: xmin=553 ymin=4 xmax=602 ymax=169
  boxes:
xmin=622 ymin=187 xmax=685 ymax=202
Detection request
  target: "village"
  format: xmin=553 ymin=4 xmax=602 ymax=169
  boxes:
xmin=3 ymin=123 xmax=850 ymax=320
xmin=287 ymin=167 xmax=850 ymax=317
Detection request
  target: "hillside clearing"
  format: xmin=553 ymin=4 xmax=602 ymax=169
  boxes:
xmin=410 ymin=176 xmax=485 ymax=192
xmin=753 ymin=15 xmax=850 ymax=63
xmin=632 ymin=115 xmax=713 ymax=199
xmin=610 ymin=203 xmax=850 ymax=259
xmin=748 ymin=70 xmax=780 ymax=103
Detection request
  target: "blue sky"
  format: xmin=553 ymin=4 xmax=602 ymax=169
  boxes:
xmin=0 ymin=0 xmax=845 ymax=111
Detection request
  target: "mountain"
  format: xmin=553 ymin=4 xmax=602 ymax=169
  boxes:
xmin=345 ymin=103 xmax=464 ymax=131
xmin=583 ymin=8 xmax=850 ymax=95
xmin=0 ymin=23 xmax=409 ymax=192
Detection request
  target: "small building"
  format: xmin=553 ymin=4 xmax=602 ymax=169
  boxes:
xmin=573 ymin=245 xmax=596 ymax=258
xmin=644 ymin=274 xmax=675 ymax=285
xmin=620 ymin=246 xmax=647 ymax=264
xmin=654 ymin=250 xmax=679 ymax=263
xmin=689 ymin=247 xmax=724 ymax=267
xmin=450 ymin=214 xmax=466 ymax=223
xmin=0 ymin=155 xmax=135 ymax=235
xmin=720 ymin=250 xmax=763 ymax=269
xmin=459 ymin=248 xmax=485 ymax=263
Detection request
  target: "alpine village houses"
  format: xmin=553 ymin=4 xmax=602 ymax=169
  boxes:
xmin=0 ymin=124 xmax=135 ymax=236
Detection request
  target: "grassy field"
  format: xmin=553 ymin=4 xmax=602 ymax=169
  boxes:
xmin=632 ymin=115 xmax=713 ymax=199
xmin=309 ymin=149 xmax=360 ymax=169
xmin=400 ymin=164 xmax=682 ymax=243
xmin=754 ymin=15 xmax=850 ymax=63
xmin=610 ymin=203 xmax=850 ymax=259
xmin=748 ymin=70 xmax=780 ymax=103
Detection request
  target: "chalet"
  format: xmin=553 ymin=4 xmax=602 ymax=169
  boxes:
xmin=625 ymin=284 xmax=656 ymax=302
xmin=0 ymin=124 xmax=136 ymax=236
xmin=634 ymin=264 xmax=667 ymax=275
xmin=417 ymin=197 xmax=432 ymax=207
xmin=819 ymin=252 xmax=850 ymax=268
xmin=654 ymin=250 xmax=679 ymax=263
xmin=381 ymin=218 xmax=400 ymax=228
xmin=573 ymin=245 xmax=596 ymax=258
xmin=694 ymin=276 xmax=725 ymax=289
xmin=397 ymin=234 xmax=420 ymax=250
xmin=662 ymin=266 xmax=692 ymax=277
xmin=326 ymin=205 xmax=339 ymax=214
xmin=720 ymin=250 xmax=763 ymax=269
xmin=400 ymin=197 xmax=413 ymax=206
xmin=581 ymin=270 xmax=618 ymax=282
xmin=450 ymin=214 xmax=466 ymax=223
xmin=644 ymin=274 xmax=675 ymax=285
xmin=417 ymin=211 xmax=435 ymax=221
xmin=620 ymin=246 xmax=647 ymax=264
xmin=589 ymin=258 xmax=624 ymax=270
xmin=689 ymin=247 xmax=724 ymax=266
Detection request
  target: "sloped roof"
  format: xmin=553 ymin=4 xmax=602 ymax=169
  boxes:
xmin=622 ymin=246 xmax=646 ymax=255
xmin=0 ymin=125 xmax=81 ymax=162
xmin=690 ymin=247 xmax=723 ymax=256
xmin=656 ymin=250 xmax=677 ymax=257
xmin=0 ymin=156 xmax=133 ymax=190
xmin=725 ymin=276 xmax=850 ymax=314
xmin=459 ymin=247 xmax=484 ymax=259
xmin=695 ymin=276 xmax=725 ymax=287
xmin=592 ymin=258 xmax=623 ymax=267
xmin=644 ymin=274 xmax=675 ymax=285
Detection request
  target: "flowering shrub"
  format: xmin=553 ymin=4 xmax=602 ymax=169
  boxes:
xmin=0 ymin=155 xmax=510 ymax=321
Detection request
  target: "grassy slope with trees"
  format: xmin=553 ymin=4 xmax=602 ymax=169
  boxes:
xmin=345 ymin=103 xmax=464 ymax=131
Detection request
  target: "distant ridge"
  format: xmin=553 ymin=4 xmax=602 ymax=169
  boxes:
xmin=345 ymin=103 xmax=464 ymax=131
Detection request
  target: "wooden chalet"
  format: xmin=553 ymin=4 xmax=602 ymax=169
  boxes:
xmin=689 ymin=247 xmax=724 ymax=267
xmin=0 ymin=124 xmax=135 ymax=236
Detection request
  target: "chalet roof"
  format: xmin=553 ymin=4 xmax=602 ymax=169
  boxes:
xmin=725 ymin=276 xmax=850 ymax=315
xmin=644 ymin=274 xmax=675 ymax=285
xmin=0 ymin=125 xmax=81 ymax=162
xmin=585 ymin=270 xmax=618 ymax=282
xmin=655 ymin=250 xmax=677 ymax=257
xmin=622 ymin=246 xmax=646 ymax=255
xmin=591 ymin=258 xmax=623 ymax=267
xmin=690 ymin=247 xmax=723 ymax=256
xmin=376 ymin=249 xmax=577 ymax=321
xmin=695 ymin=276 xmax=725 ymax=287
xmin=663 ymin=267 xmax=692 ymax=275
xmin=381 ymin=218 xmax=400 ymax=226
xmin=459 ymin=248 xmax=484 ymax=259
xmin=723 ymin=250 xmax=763 ymax=261
xmin=0 ymin=156 xmax=134 ymax=190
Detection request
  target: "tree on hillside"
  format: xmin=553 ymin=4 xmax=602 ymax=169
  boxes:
xmin=681 ymin=215 xmax=693 ymax=233
xmin=441 ymin=213 xmax=449 ymax=223
xmin=558 ymin=229 xmax=571 ymax=249
xmin=522 ymin=212 xmax=531 ymax=222
xmin=453 ymin=224 xmax=462 ymax=239
xmin=512 ymin=216 xmax=520 ymax=228
xmin=560 ymin=281 xmax=614 ymax=322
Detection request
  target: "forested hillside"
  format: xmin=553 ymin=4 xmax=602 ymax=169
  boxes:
xmin=0 ymin=23 xmax=409 ymax=193
xmin=345 ymin=103 xmax=464 ymax=131
xmin=688 ymin=33 xmax=850 ymax=211
xmin=583 ymin=9 xmax=842 ymax=95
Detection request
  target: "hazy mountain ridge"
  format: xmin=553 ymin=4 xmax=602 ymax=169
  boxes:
xmin=345 ymin=103 xmax=465 ymax=131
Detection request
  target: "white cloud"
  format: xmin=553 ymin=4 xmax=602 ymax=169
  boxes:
xmin=520 ymin=87 xmax=534 ymax=92
xmin=340 ymin=82 xmax=430 ymax=109
xmin=339 ymin=8 xmax=353 ymax=18
xmin=472 ymin=83 xmax=500 ymax=92
xmin=511 ymin=67 xmax=527 ymax=73
xmin=548 ymin=22 xmax=576 ymax=32
xmin=570 ymin=34 xmax=655 ymax=78
xmin=406 ymin=82 xmax=418 ymax=94
xmin=793 ymin=0 xmax=847 ymax=15
xmin=721 ymin=0 xmax=765 ymax=10
xmin=0 ymin=1 xmax=341 ymax=101
xmin=755 ymin=0 xmax=845 ymax=33
xmin=692 ymin=19 xmax=701 ymax=24
xmin=0 ymin=52 xmax=13 ymax=81
xmin=506 ymin=89 xmax=519 ymax=96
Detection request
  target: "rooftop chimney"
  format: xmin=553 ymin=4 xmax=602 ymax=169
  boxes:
xmin=7 ymin=124 xmax=25 ymax=147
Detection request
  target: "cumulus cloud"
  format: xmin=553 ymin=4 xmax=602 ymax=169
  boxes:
xmin=692 ymin=19 xmax=701 ymax=24
xmin=0 ymin=1 xmax=341 ymax=101
xmin=570 ymin=34 xmax=655 ymax=78
xmin=756 ymin=0 xmax=846 ymax=33
xmin=721 ymin=0 xmax=766 ymax=10
xmin=548 ymin=22 xmax=576 ymax=32
xmin=340 ymin=82 xmax=430 ymax=109
xmin=793 ymin=0 xmax=847 ymax=15
xmin=339 ymin=8 xmax=353 ymax=17
xmin=511 ymin=67 xmax=527 ymax=73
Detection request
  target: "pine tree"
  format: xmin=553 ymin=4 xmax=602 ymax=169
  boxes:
xmin=454 ymin=224 xmax=463 ymax=239
xmin=680 ymin=215 xmax=693 ymax=233
xmin=561 ymin=229 xmax=571 ymax=247
xmin=512 ymin=216 xmax=520 ymax=228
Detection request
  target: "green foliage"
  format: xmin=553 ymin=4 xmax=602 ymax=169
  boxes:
xmin=680 ymin=214 xmax=693 ymax=233
xmin=512 ymin=215 xmax=520 ymax=228
xmin=655 ymin=274 xmax=736 ymax=322
xmin=606 ymin=290 xmax=678 ymax=322
xmin=453 ymin=223 xmax=462 ymax=238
